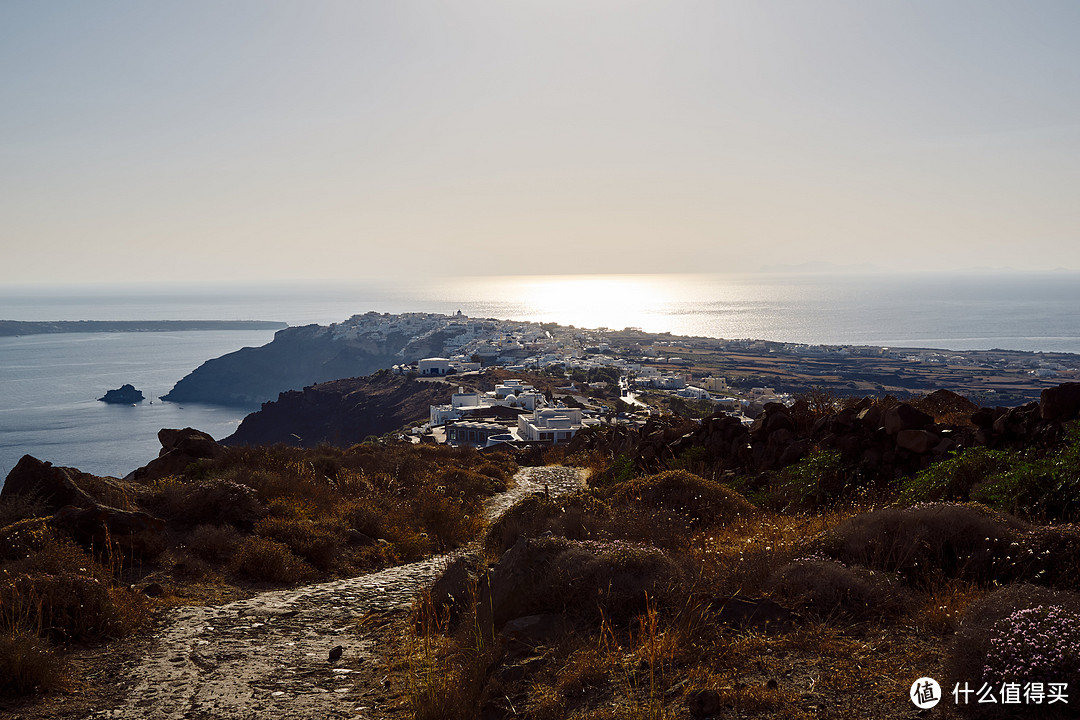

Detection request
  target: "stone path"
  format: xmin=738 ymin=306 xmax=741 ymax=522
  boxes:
xmin=85 ymin=466 xmax=585 ymax=720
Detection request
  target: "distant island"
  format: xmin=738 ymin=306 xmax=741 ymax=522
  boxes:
xmin=0 ymin=320 xmax=288 ymax=336
xmin=98 ymin=384 xmax=145 ymax=404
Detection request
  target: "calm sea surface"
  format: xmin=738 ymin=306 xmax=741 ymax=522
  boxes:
xmin=2 ymin=272 xmax=1079 ymax=482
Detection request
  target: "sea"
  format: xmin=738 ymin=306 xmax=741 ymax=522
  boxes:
xmin=2 ymin=272 xmax=1079 ymax=483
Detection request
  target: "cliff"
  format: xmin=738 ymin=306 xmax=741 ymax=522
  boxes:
xmin=160 ymin=314 xmax=469 ymax=407
xmin=222 ymin=371 xmax=457 ymax=447
xmin=161 ymin=324 xmax=404 ymax=407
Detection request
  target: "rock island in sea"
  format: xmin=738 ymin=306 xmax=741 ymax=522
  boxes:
xmin=98 ymin=384 xmax=145 ymax=404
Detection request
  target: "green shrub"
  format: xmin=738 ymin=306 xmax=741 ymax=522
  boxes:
xmin=971 ymin=426 xmax=1080 ymax=522
xmin=771 ymin=450 xmax=848 ymax=510
xmin=900 ymin=447 xmax=1016 ymax=505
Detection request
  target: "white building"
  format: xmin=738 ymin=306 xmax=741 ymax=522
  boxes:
xmin=418 ymin=358 xmax=451 ymax=376
xmin=429 ymin=381 xmax=543 ymax=426
xmin=676 ymin=386 xmax=711 ymax=400
xmin=517 ymin=406 xmax=583 ymax=444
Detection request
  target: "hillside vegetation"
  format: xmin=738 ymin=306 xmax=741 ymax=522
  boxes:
xmin=3 ymin=382 xmax=1080 ymax=719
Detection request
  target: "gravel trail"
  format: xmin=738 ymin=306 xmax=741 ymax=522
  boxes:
xmin=85 ymin=466 xmax=586 ymax=720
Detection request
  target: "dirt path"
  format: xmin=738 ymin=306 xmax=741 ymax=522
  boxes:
xmin=85 ymin=466 xmax=586 ymax=720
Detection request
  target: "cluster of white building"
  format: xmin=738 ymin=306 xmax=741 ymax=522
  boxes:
xmin=430 ymin=379 xmax=589 ymax=448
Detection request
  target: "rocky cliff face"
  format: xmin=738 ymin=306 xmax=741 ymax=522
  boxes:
xmin=222 ymin=371 xmax=456 ymax=448
xmin=161 ymin=325 xmax=405 ymax=407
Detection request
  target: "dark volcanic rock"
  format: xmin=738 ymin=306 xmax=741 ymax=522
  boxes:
xmin=882 ymin=402 xmax=934 ymax=435
xmin=98 ymin=383 xmax=144 ymax=404
xmin=223 ymin=372 xmax=456 ymax=448
xmin=52 ymin=504 xmax=166 ymax=557
xmin=1041 ymin=382 xmax=1080 ymax=423
xmin=126 ymin=427 xmax=224 ymax=483
xmin=1 ymin=455 xmax=99 ymax=512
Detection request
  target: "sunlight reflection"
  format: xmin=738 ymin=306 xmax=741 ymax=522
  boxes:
xmin=465 ymin=274 xmax=674 ymax=331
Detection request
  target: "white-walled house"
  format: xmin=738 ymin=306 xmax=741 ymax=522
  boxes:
xmin=418 ymin=358 xmax=451 ymax=376
xmin=429 ymin=381 xmax=543 ymax=426
xmin=517 ymin=406 xmax=583 ymax=444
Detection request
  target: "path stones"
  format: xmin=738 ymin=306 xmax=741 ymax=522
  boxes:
xmin=88 ymin=465 xmax=586 ymax=720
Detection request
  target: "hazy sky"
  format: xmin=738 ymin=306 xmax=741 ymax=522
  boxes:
xmin=2 ymin=1 xmax=1079 ymax=285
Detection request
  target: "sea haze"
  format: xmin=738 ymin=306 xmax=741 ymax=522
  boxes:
xmin=1 ymin=272 xmax=1078 ymax=482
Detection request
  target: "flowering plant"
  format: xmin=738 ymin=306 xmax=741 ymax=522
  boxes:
xmin=983 ymin=604 xmax=1080 ymax=685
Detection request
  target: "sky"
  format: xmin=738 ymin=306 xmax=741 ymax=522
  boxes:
xmin=2 ymin=1 xmax=1079 ymax=286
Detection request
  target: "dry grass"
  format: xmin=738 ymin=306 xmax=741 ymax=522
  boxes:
xmin=0 ymin=631 xmax=67 ymax=697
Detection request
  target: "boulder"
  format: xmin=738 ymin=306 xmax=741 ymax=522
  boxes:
xmin=856 ymin=404 xmax=884 ymax=430
xmin=750 ymin=403 xmax=795 ymax=436
xmin=52 ymin=503 xmax=166 ymax=557
xmin=2 ymin=455 xmax=99 ymax=512
xmin=127 ymin=427 xmax=224 ymax=483
xmin=896 ymin=429 xmax=939 ymax=454
xmin=157 ymin=427 xmax=223 ymax=459
xmin=1041 ymin=383 xmax=1080 ymax=423
xmin=882 ymin=403 xmax=933 ymax=435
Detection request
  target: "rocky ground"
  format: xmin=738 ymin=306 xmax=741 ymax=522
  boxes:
xmin=76 ymin=466 xmax=585 ymax=720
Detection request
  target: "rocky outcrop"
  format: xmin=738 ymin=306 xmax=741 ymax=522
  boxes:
xmin=126 ymin=428 xmax=225 ymax=483
xmin=2 ymin=455 xmax=123 ymax=513
xmin=571 ymin=381 xmax=1080 ymax=485
xmin=223 ymin=372 xmax=456 ymax=448
xmin=1 ymin=455 xmax=167 ymax=557
xmin=98 ymin=383 xmax=144 ymax=404
xmin=52 ymin=504 xmax=166 ymax=557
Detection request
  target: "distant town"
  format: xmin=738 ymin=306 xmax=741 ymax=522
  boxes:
xmin=322 ymin=311 xmax=1080 ymax=450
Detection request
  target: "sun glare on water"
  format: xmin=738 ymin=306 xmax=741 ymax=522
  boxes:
xmin=457 ymin=274 xmax=678 ymax=331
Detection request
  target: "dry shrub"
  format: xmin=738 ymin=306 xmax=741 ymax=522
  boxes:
xmin=484 ymin=536 xmax=686 ymax=627
xmin=338 ymin=499 xmax=387 ymax=539
xmin=817 ymin=503 xmax=1028 ymax=586
xmin=185 ymin=523 xmax=243 ymax=563
xmin=255 ymin=515 xmax=345 ymax=572
xmin=693 ymin=510 xmax=844 ymax=598
xmin=402 ymin=588 xmax=495 ymax=720
xmin=611 ymin=470 xmax=755 ymax=529
xmin=947 ymin=584 xmax=1080 ymax=719
xmin=1010 ymin=524 xmax=1080 ymax=588
xmin=484 ymin=493 xmax=614 ymax=554
xmin=0 ymin=630 xmax=66 ymax=698
xmin=764 ymin=558 xmax=911 ymax=622
xmin=0 ymin=520 xmax=109 ymax=585
xmin=147 ymin=477 xmax=267 ymax=531
xmin=0 ymin=573 xmax=146 ymax=642
xmin=413 ymin=487 xmax=481 ymax=552
xmin=230 ymin=536 xmax=314 ymax=584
